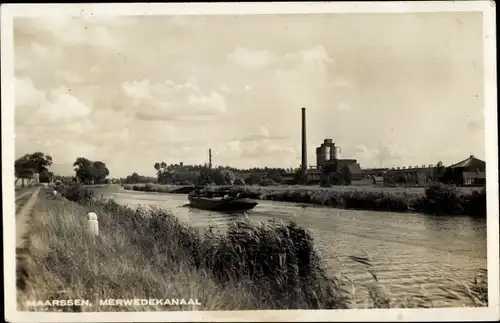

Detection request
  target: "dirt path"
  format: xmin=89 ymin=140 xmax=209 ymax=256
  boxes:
xmin=16 ymin=187 xmax=41 ymax=294
xmin=16 ymin=187 xmax=41 ymax=247
xmin=15 ymin=189 xmax=34 ymax=202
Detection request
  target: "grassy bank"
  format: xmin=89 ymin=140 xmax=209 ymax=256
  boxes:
xmin=17 ymin=184 xmax=488 ymax=311
xmin=20 ymin=185 xmax=352 ymax=311
xmin=123 ymin=183 xmax=189 ymax=193
xmin=125 ymin=183 xmax=486 ymax=217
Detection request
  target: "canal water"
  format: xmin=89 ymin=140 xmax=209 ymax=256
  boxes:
xmin=105 ymin=190 xmax=487 ymax=308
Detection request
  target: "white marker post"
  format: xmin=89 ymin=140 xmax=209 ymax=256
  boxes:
xmin=87 ymin=212 xmax=99 ymax=237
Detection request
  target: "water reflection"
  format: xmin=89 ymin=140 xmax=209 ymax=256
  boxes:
xmin=106 ymin=190 xmax=487 ymax=306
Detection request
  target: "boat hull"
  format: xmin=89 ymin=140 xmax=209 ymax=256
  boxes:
xmin=188 ymin=196 xmax=258 ymax=211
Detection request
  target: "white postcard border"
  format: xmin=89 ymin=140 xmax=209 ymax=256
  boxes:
xmin=2 ymin=1 xmax=498 ymax=322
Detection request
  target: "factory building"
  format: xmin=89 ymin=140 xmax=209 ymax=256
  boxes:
xmin=315 ymin=139 xmax=339 ymax=168
xmin=299 ymin=108 xmax=364 ymax=183
xmin=373 ymin=155 xmax=485 ymax=186
xmin=447 ymin=155 xmax=486 ymax=186
xmin=314 ymin=139 xmax=363 ymax=181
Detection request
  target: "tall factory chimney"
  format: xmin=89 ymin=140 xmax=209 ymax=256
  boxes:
xmin=208 ymin=149 xmax=212 ymax=169
xmin=301 ymin=107 xmax=307 ymax=170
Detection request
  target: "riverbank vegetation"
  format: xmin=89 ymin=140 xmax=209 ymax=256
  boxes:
xmin=124 ymin=183 xmax=486 ymax=218
xmin=22 ymin=185 xmax=349 ymax=310
xmin=18 ymin=184 xmax=487 ymax=311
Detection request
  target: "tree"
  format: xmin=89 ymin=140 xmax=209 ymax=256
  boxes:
xmin=130 ymin=172 xmax=141 ymax=183
xmin=267 ymin=170 xmax=283 ymax=183
xmin=220 ymin=169 xmax=235 ymax=184
xmin=197 ymin=167 xmax=233 ymax=185
xmin=322 ymin=162 xmax=338 ymax=175
xmin=245 ymin=173 xmax=262 ymax=185
xmin=93 ymin=161 xmax=110 ymax=184
xmin=154 ymin=161 xmax=170 ymax=183
xmin=294 ymin=168 xmax=307 ymax=185
xmin=73 ymin=157 xmax=109 ymax=184
xmin=15 ymin=152 xmax=53 ymax=187
xmin=434 ymin=161 xmax=446 ymax=182
xmin=340 ymin=165 xmax=352 ymax=186
xmin=39 ymin=169 xmax=53 ymax=183
xmin=329 ymin=171 xmax=344 ymax=185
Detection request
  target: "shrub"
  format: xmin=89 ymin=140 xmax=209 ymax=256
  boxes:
xmin=55 ymin=184 xmax=349 ymax=309
xmin=461 ymin=187 xmax=487 ymax=218
xmin=56 ymin=183 xmax=94 ymax=203
xmin=423 ymin=183 xmax=464 ymax=215
xmin=201 ymin=220 xmax=348 ymax=309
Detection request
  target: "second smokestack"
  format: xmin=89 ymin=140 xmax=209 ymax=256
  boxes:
xmin=301 ymin=107 xmax=307 ymax=170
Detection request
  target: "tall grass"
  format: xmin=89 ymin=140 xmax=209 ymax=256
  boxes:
xmin=20 ymin=184 xmax=486 ymax=311
xmin=124 ymin=182 xmax=485 ymax=217
xmin=202 ymin=184 xmax=486 ymax=217
xmin=25 ymin=184 xmax=349 ymax=310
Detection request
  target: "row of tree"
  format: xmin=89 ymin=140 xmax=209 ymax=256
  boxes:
xmin=14 ymin=152 xmax=112 ymax=187
xmin=72 ymin=157 xmax=110 ymax=184
xmin=15 ymin=152 xmax=54 ymax=186
xmin=152 ymin=162 xmax=291 ymax=175
xmin=121 ymin=172 xmax=157 ymax=184
xmin=154 ymin=161 xmax=236 ymax=185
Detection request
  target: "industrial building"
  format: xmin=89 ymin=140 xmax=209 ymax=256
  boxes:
xmin=315 ymin=139 xmax=339 ymax=168
xmin=300 ymin=108 xmax=364 ymax=183
xmin=369 ymin=155 xmax=485 ymax=186
xmin=383 ymin=165 xmax=435 ymax=185
xmin=447 ymin=155 xmax=486 ymax=186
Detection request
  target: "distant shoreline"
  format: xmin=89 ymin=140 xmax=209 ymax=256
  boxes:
xmin=119 ymin=183 xmax=486 ymax=218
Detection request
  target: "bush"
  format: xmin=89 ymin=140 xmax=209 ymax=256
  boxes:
xmin=55 ymin=185 xmax=349 ymax=309
xmin=423 ymin=183 xmax=464 ymax=215
xmin=56 ymin=183 xmax=94 ymax=203
xmin=461 ymin=187 xmax=487 ymax=218
xmin=201 ymin=220 xmax=348 ymax=309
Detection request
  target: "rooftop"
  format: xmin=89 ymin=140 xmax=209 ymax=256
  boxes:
xmin=448 ymin=155 xmax=485 ymax=169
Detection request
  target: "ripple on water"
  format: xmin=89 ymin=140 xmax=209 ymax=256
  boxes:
xmin=107 ymin=192 xmax=487 ymax=307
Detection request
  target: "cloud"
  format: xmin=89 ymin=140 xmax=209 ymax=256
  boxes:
xmin=235 ymin=126 xmax=288 ymax=142
xmin=188 ymin=91 xmax=226 ymax=113
xmin=218 ymin=139 xmax=295 ymax=160
xmin=219 ymin=84 xmax=230 ymax=93
xmin=130 ymin=120 xmax=177 ymax=145
xmin=15 ymin=76 xmax=92 ymax=125
xmin=18 ymin=18 xmax=123 ymax=50
xmin=330 ymin=77 xmax=353 ymax=88
xmin=378 ymin=144 xmax=405 ymax=160
xmin=122 ymin=78 xmax=227 ymax=121
xmin=16 ymin=134 xmax=98 ymax=165
xmin=272 ymin=45 xmax=336 ymax=89
xmin=284 ymin=45 xmax=334 ymax=65
xmin=122 ymin=79 xmax=153 ymax=100
xmin=466 ymin=120 xmax=483 ymax=133
xmin=217 ymin=126 xmax=295 ymax=164
xmin=227 ymin=47 xmax=277 ymax=69
xmin=15 ymin=42 xmax=64 ymax=72
xmin=352 ymin=145 xmax=368 ymax=154
xmin=346 ymin=144 xmax=407 ymax=167
xmin=15 ymin=76 xmax=44 ymax=108
xmin=58 ymin=70 xmax=84 ymax=84
xmin=336 ymin=102 xmax=352 ymax=111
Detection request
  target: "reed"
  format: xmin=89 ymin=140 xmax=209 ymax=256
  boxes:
xmin=203 ymin=183 xmax=486 ymax=217
xmin=20 ymin=184 xmax=485 ymax=311
xmin=124 ymin=182 xmax=485 ymax=217
xmin=22 ymin=184 xmax=349 ymax=310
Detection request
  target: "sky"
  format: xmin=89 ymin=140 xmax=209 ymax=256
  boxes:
xmin=13 ymin=12 xmax=485 ymax=177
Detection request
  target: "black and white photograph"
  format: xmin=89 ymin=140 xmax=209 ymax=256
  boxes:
xmin=2 ymin=2 xmax=498 ymax=322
